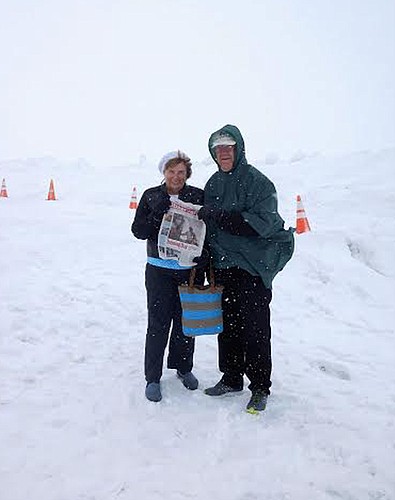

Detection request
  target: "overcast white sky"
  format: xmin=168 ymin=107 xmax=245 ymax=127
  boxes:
xmin=1 ymin=0 xmax=394 ymax=165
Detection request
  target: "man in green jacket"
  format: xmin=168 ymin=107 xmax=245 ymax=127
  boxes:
xmin=198 ymin=124 xmax=294 ymax=413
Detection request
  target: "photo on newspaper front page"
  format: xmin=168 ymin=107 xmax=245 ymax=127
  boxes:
xmin=158 ymin=199 xmax=205 ymax=267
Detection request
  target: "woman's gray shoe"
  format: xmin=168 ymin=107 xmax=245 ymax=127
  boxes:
xmin=145 ymin=382 xmax=162 ymax=402
xmin=246 ymin=390 xmax=268 ymax=413
xmin=204 ymin=380 xmax=243 ymax=396
xmin=177 ymin=371 xmax=198 ymax=390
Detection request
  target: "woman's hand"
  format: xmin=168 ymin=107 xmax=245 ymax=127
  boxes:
xmin=151 ymin=192 xmax=171 ymax=217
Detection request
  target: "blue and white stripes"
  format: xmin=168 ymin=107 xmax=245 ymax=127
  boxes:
xmin=178 ymin=285 xmax=224 ymax=336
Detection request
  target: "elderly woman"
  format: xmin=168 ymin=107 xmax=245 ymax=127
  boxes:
xmin=131 ymin=151 xmax=205 ymax=403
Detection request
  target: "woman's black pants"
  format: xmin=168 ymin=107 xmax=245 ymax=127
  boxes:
xmin=144 ymin=264 xmax=194 ymax=384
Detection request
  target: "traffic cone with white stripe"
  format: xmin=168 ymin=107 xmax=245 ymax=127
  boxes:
xmin=47 ymin=179 xmax=56 ymax=201
xmin=0 ymin=178 xmax=8 ymax=198
xmin=296 ymin=195 xmax=311 ymax=234
xmin=129 ymin=186 xmax=138 ymax=209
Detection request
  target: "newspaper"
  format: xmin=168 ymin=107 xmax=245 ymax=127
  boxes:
xmin=158 ymin=198 xmax=205 ymax=267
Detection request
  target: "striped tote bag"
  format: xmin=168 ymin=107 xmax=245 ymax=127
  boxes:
xmin=178 ymin=267 xmax=223 ymax=336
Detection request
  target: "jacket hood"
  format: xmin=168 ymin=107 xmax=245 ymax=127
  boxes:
xmin=208 ymin=124 xmax=247 ymax=170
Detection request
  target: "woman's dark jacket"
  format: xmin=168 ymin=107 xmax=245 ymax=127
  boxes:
xmin=131 ymin=183 xmax=204 ymax=259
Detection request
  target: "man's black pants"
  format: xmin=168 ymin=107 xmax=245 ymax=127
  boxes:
xmin=144 ymin=264 xmax=195 ymax=384
xmin=215 ymin=267 xmax=272 ymax=393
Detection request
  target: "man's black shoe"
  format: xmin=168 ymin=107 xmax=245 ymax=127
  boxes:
xmin=204 ymin=380 xmax=243 ymax=396
xmin=246 ymin=390 xmax=268 ymax=413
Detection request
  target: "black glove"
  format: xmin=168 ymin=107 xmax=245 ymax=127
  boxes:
xmin=148 ymin=192 xmax=171 ymax=229
xmin=151 ymin=192 xmax=171 ymax=218
xmin=192 ymin=248 xmax=210 ymax=269
xmin=198 ymin=205 xmax=258 ymax=237
xmin=220 ymin=211 xmax=258 ymax=236
xmin=197 ymin=205 xmax=224 ymax=224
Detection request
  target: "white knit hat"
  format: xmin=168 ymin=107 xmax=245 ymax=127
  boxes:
xmin=158 ymin=150 xmax=191 ymax=175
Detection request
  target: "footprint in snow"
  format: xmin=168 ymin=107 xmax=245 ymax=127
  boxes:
xmin=317 ymin=361 xmax=351 ymax=381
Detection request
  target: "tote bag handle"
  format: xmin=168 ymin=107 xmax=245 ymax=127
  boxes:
xmin=188 ymin=261 xmax=216 ymax=292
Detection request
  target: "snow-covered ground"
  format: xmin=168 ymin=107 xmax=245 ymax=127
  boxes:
xmin=1 ymin=149 xmax=394 ymax=500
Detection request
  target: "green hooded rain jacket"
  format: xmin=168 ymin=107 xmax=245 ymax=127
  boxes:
xmin=204 ymin=124 xmax=294 ymax=289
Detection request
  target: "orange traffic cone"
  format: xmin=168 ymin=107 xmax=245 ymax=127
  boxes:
xmin=129 ymin=186 xmax=138 ymax=209
xmin=0 ymin=178 xmax=8 ymax=198
xmin=296 ymin=195 xmax=311 ymax=234
xmin=47 ymin=179 xmax=56 ymax=201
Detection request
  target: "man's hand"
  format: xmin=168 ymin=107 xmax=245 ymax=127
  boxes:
xmin=198 ymin=205 xmax=258 ymax=237
xmin=197 ymin=205 xmax=223 ymax=224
